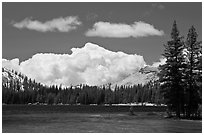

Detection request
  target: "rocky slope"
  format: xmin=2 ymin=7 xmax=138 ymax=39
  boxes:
xmin=111 ymin=66 xmax=159 ymax=89
xmin=2 ymin=67 xmax=25 ymax=90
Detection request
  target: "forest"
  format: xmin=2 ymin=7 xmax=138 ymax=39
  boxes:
xmin=2 ymin=73 xmax=163 ymax=106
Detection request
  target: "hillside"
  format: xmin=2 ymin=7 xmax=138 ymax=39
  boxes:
xmin=2 ymin=67 xmax=24 ymax=90
xmin=111 ymin=66 xmax=159 ymax=89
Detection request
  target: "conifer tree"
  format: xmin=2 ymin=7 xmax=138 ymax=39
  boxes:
xmin=159 ymin=21 xmax=185 ymax=118
xmin=185 ymin=26 xmax=202 ymax=118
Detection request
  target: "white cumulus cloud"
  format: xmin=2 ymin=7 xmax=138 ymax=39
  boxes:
xmin=12 ymin=16 xmax=82 ymax=32
xmin=3 ymin=42 xmax=146 ymax=86
xmin=85 ymin=21 xmax=164 ymax=38
xmin=152 ymin=57 xmax=166 ymax=67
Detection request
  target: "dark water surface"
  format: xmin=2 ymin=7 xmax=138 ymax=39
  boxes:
xmin=2 ymin=105 xmax=202 ymax=133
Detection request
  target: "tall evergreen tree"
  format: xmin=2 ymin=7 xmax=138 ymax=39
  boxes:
xmin=159 ymin=21 xmax=185 ymax=117
xmin=185 ymin=26 xmax=202 ymax=118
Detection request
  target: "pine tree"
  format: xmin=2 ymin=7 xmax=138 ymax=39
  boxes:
xmin=159 ymin=21 xmax=185 ymax=118
xmin=185 ymin=26 xmax=202 ymax=118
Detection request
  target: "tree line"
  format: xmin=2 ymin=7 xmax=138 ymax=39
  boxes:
xmin=2 ymin=72 xmax=163 ymax=106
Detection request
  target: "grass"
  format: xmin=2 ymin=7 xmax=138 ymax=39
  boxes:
xmin=2 ymin=105 xmax=202 ymax=133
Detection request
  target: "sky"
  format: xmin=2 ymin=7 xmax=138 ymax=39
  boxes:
xmin=3 ymin=2 xmax=202 ymax=64
xmin=2 ymin=2 xmax=202 ymax=86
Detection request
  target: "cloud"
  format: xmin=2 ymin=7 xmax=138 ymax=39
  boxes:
xmin=12 ymin=16 xmax=82 ymax=32
xmin=152 ymin=57 xmax=166 ymax=67
xmin=152 ymin=3 xmax=165 ymax=10
xmin=85 ymin=21 xmax=164 ymax=38
xmin=3 ymin=42 xmax=146 ymax=86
